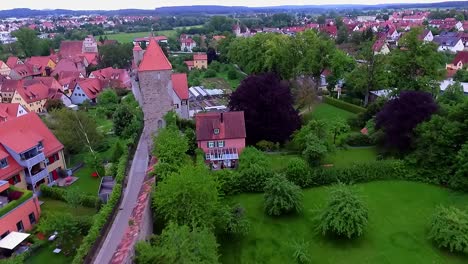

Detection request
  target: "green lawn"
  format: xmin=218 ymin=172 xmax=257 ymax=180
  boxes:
xmin=302 ymin=103 xmax=357 ymax=123
xmin=324 ymin=147 xmax=377 ymax=167
xmin=265 ymin=153 xmax=302 ymax=172
xmin=220 ymin=181 xmax=468 ymax=264
xmin=25 ymin=243 xmax=72 ymax=264
xmin=40 ymin=197 xmax=96 ymax=217
xmin=100 ymin=31 xmax=151 ymax=43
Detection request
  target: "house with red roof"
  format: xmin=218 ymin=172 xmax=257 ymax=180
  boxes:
xmin=184 ymin=53 xmax=208 ymax=70
xmin=70 ymin=78 xmax=104 ymax=105
xmin=180 ymin=35 xmax=197 ymax=52
xmin=89 ymin=67 xmax=131 ymax=89
xmin=59 ymin=36 xmax=99 ymax=66
xmin=11 ymin=82 xmax=50 ymax=113
xmin=0 ymin=80 xmax=22 ymax=103
xmin=51 ymin=58 xmax=86 ymax=78
xmin=0 ymin=60 xmax=11 ymax=77
xmin=24 ymin=56 xmax=57 ymax=76
xmin=418 ymin=30 xmax=434 ymax=43
xmin=171 ymin=73 xmax=190 ymax=119
xmin=9 ymin=64 xmax=41 ymax=80
xmin=5 ymin=57 xmax=23 ymax=69
xmin=196 ymin=111 xmax=246 ymax=169
xmin=0 ymin=112 xmax=67 ymax=235
xmin=0 ymin=103 xmax=27 ymax=123
xmin=373 ymin=38 xmax=390 ymax=55
xmin=447 ymin=51 xmax=468 ymax=71
xmin=319 ymin=25 xmax=338 ymax=38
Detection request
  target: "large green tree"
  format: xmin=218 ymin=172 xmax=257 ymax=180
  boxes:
xmin=345 ymin=41 xmax=389 ymax=106
xmin=12 ymin=28 xmax=38 ymax=57
xmin=98 ymin=43 xmax=133 ymax=68
xmin=153 ymin=165 xmax=220 ymax=228
xmin=388 ymin=28 xmax=445 ymax=95
xmin=135 ymin=223 xmax=219 ymax=264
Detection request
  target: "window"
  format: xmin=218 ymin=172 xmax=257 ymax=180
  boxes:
xmin=29 ymin=213 xmax=36 ymax=225
xmin=38 ymin=141 xmax=44 ymax=150
xmin=205 ymin=153 xmax=211 ymax=160
xmin=174 ymin=104 xmax=179 ymax=109
xmin=213 ymin=128 xmax=220 ymax=135
xmin=16 ymin=221 xmax=24 ymax=232
xmin=0 ymin=231 xmax=9 ymax=239
xmin=0 ymin=158 xmax=8 ymax=169
xmin=217 ymin=141 xmax=225 ymax=148
xmin=54 ymin=153 xmax=60 ymax=161
xmin=208 ymin=141 xmax=215 ymax=148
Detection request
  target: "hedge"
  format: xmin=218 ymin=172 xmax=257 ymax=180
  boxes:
xmin=323 ymin=96 xmax=366 ymax=114
xmin=0 ymin=187 xmax=33 ymax=218
xmin=40 ymin=185 xmax=98 ymax=208
xmin=72 ymin=151 xmax=129 ymax=264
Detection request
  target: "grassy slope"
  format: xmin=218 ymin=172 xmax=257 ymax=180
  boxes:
xmin=220 ymin=181 xmax=468 ymax=264
xmin=101 ymin=25 xmax=205 ymax=43
xmin=302 ymin=103 xmax=357 ymax=123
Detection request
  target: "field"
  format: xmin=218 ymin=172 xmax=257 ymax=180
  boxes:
xmin=220 ymin=181 xmax=468 ymax=264
xmin=101 ymin=25 xmax=204 ymax=43
xmin=302 ymin=103 xmax=357 ymax=123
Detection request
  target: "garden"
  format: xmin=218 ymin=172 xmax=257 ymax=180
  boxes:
xmin=134 ymin=66 xmax=468 ymax=264
xmin=13 ymin=89 xmax=143 ymax=264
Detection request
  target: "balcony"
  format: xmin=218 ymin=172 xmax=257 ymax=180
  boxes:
xmin=25 ymin=168 xmax=48 ymax=185
xmin=0 ymin=187 xmax=33 ymax=218
xmin=17 ymin=151 xmax=46 ymax=168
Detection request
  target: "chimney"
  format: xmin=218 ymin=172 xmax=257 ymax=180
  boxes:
xmin=220 ymin=112 xmax=224 ymax=123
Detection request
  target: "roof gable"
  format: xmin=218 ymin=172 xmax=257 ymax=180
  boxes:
xmin=195 ymin=111 xmax=246 ymax=141
xmin=171 ymin=73 xmax=189 ymax=100
xmin=138 ymin=38 xmax=172 ymax=72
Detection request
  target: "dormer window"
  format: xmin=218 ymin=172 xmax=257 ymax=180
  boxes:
xmin=213 ymin=128 xmax=220 ymax=135
xmin=0 ymin=158 xmax=8 ymax=169
xmin=38 ymin=141 xmax=44 ymax=150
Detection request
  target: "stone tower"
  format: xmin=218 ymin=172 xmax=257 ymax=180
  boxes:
xmin=137 ymin=38 xmax=173 ymax=142
xmin=132 ymin=43 xmax=144 ymax=67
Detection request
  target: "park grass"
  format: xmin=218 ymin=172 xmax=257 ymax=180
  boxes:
xmin=324 ymin=147 xmax=378 ymax=167
xmin=220 ymin=180 xmax=468 ymax=264
xmin=40 ymin=197 xmax=96 ymax=217
xmin=302 ymin=103 xmax=357 ymax=123
xmin=25 ymin=243 xmax=72 ymax=264
xmin=100 ymin=31 xmax=151 ymax=43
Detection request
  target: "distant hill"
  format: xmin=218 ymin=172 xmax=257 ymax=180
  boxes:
xmin=0 ymin=2 xmax=466 ymax=18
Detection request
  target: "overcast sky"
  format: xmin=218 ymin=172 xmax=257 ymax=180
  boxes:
xmin=0 ymin=0 xmax=460 ymax=10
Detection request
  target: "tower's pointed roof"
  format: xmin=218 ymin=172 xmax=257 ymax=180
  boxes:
xmin=138 ymin=38 xmax=172 ymax=72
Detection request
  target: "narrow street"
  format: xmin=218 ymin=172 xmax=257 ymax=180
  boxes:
xmin=93 ymin=77 xmax=149 ymax=264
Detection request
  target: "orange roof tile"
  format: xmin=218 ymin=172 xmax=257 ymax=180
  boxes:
xmin=171 ymin=73 xmax=189 ymax=100
xmin=138 ymin=38 xmax=172 ymax=72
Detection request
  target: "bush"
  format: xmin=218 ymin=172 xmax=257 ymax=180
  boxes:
xmin=237 ymin=147 xmax=273 ymax=192
xmin=317 ymin=184 xmax=368 ymax=239
xmin=323 ymin=96 xmax=366 ymax=114
xmin=255 ymin=140 xmax=276 ymax=151
xmin=212 ymin=169 xmax=241 ymax=195
xmin=264 ymin=174 xmax=303 ymax=216
xmin=40 ymin=186 xmax=98 ymax=208
xmin=344 ymin=132 xmax=374 ymax=147
xmin=428 ymin=206 xmax=468 ymax=254
xmin=289 ymin=239 xmax=312 ymax=264
xmin=284 ymin=157 xmax=312 ymax=188
xmin=204 ymin=69 xmax=217 ymax=78
xmin=227 ymin=69 xmax=238 ymax=80
xmin=218 ymin=204 xmax=250 ymax=236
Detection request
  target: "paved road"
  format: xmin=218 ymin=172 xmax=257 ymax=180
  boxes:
xmin=93 ymin=80 xmax=149 ymax=264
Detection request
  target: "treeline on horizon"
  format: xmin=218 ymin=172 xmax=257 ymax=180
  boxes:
xmin=0 ymin=1 xmax=467 ymax=18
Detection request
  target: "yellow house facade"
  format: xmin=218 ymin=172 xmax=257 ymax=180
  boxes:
xmin=0 ymin=61 xmax=11 ymax=76
xmin=11 ymin=90 xmax=47 ymax=113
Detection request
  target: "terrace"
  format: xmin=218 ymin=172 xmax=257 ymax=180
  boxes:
xmin=0 ymin=183 xmax=33 ymax=218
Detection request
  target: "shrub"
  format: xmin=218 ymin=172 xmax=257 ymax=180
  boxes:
xmin=303 ymin=134 xmax=329 ymax=166
xmin=289 ymin=239 xmax=312 ymax=264
xmin=212 ymin=169 xmax=241 ymax=196
xmin=218 ymin=204 xmax=250 ymax=236
xmin=227 ymin=69 xmax=238 ymax=80
xmin=255 ymin=140 xmax=276 ymax=151
xmin=264 ymin=174 xmax=303 ymax=216
xmin=428 ymin=206 xmax=468 ymax=254
xmin=344 ymin=132 xmax=374 ymax=147
xmin=316 ymin=184 xmax=368 ymax=239
xmin=284 ymin=157 xmax=312 ymax=188
xmin=40 ymin=186 xmax=98 ymax=208
xmin=237 ymin=147 xmax=273 ymax=192
xmin=204 ymin=69 xmax=217 ymax=78
xmin=323 ymin=96 xmax=366 ymax=114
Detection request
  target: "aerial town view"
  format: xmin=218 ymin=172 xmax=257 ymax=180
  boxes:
xmin=0 ymin=0 xmax=467 ymax=263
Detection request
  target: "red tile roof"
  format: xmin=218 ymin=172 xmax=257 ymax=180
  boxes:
xmin=25 ymin=56 xmax=53 ymax=69
xmin=0 ymin=79 xmax=22 ymax=93
xmin=138 ymin=38 xmax=172 ymax=72
xmin=171 ymin=73 xmax=189 ymax=100
xmin=0 ymin=103 xmax=23 ymax=123
xmin=90 ymin=67 xmax=130 ymax=88
xmin=184 ymin=60 xmax=194 ymax=67
xmin=452 ymin=51 xmax=468 ymax=65
xmin=59 ymin=41 xmax=83 ymax=58
xmin=11 ymin=64 xmax=36 ymax=78
xmin=0 ymin=113 xmax=63 ymax=179
xmin=0 ymin=112 xmax=64 ymax=180
xmin=15 ymin=82 xmax=50 ymax=103
xmin=76 ymin=78 xmax=104 ymax=100
xmin=52 ymin=59 xmax=80 ymax=77
xmin=6 ymin=57 xmax=21 ymax=69
xmin=196 ymin=111 xmax=246 ymax=141
xmin=193 ymin=53 xmax=208 ymax=61
xmin=133 ymin=43 xmax=142 ymax=51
